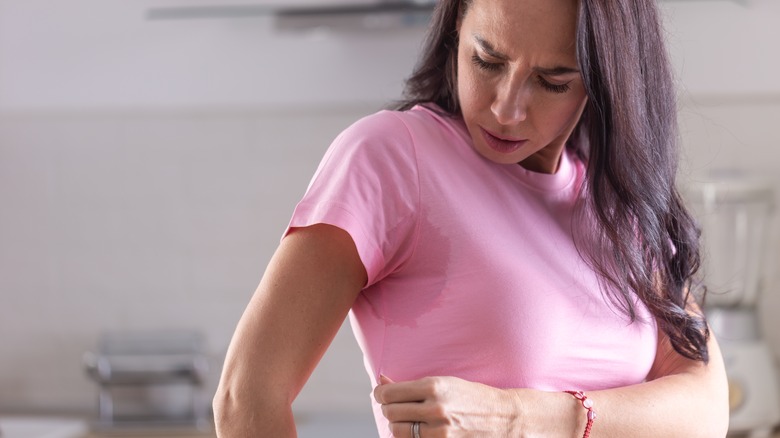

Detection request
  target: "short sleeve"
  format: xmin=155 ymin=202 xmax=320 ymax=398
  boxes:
xmin=284 ymin=111 xmax=420 ymax=286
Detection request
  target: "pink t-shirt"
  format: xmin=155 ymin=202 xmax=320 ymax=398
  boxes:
xmin=286 ymin=104 xmax=657 ymax=436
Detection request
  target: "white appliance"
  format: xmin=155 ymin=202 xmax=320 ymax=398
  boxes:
xmin=688 ymin=176 xmax=780 ymax=438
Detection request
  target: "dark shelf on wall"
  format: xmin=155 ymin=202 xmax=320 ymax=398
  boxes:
xmin=144 ymin=0 xmax=749 ymax=29
xmin=146 ymin=1 xmax=437 ymax=21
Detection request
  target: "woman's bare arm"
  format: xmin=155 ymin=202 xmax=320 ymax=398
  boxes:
xmin=575 ymin=324 xmax=729 ymax=437
xmin=213 ymin=224 xmax=366 ymax=438
xmin=543 ymin=325 xmax=730 ymax=437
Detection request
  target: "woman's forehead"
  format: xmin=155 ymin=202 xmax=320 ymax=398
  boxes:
xmin=462 ymin=0 xmax=578 ymax=58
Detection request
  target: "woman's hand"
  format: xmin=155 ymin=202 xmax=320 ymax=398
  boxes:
xmin=373 ymin=375 xmax=525 ymax=437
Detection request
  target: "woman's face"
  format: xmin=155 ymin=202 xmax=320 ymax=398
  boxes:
xmin=456 ymin=0 xmax=587 ymax=173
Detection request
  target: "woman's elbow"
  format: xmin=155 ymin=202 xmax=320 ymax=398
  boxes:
xmin=212 ymin=383 xmax=260 ymax=436
xmin=708 ymin=391 xmax=730 ymax=438
xmin=212 ymin=384 xmax=239 ymax=436
xmin=700 ymin=363 xmax=730 ymax=437
xmin=212 ymin=380 xmax=296 ymax=437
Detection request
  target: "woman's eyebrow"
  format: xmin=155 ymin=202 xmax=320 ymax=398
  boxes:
xmin=534 ymin=66 xmax=580 ymax=76
xmin=473 ymin=35 xmax=509 ymax=61
xmin=473 ymin=34 xmax=580 ymax=75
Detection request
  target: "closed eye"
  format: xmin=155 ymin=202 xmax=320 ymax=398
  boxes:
xmin=536 ymin=76 xmax=571 ymax=94
xmin=471 ymin=54 xmax=502 ymax=72
xmin=472 ymin=51 xmax=573 ymax=94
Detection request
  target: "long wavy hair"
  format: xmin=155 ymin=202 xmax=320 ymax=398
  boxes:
xmin=394 ymin=0 xmax=710 ymax=362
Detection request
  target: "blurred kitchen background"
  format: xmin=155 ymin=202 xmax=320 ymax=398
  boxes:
xmin=1 ymin=0 xmax=779 ymax=437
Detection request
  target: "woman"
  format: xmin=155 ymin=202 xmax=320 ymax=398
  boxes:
xmin=213 ymin=0 xmax=729 ymax=436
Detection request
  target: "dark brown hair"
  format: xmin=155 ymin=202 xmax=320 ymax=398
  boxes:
xmin=394 ymin=0 xmax=709 ymax=362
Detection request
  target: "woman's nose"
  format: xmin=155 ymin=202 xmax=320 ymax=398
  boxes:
xmin=490 ymin=80 xmax=529 ymax=126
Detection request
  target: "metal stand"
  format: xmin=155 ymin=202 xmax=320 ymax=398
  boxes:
xmin=84 ymin=330 xmax=210 ymax=431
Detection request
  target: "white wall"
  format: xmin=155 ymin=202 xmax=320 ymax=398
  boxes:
xmin=0 ymin=0 xmax=426 ymax=111
xmin=1 ymin=0 xmax=779 ymax=419
xmin=0 ymin=107 xmax=376 ymax=414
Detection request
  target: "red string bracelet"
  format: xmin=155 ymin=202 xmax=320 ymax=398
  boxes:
xmin=564 ymin=390 xmax=595 ymax=438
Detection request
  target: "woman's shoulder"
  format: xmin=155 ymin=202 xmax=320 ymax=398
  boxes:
xmin=341 ymin=104 xmax=463 ymax=144
xmin=323 ymin=104 xmax=467 ymax=175
xmin=328 ymin=109 xmax=415 ymax=162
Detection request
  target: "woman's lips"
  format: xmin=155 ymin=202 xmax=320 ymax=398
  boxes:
xmin=480 ymin=127 xmax=527 ymax=154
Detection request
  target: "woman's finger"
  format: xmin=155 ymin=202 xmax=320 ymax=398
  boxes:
xmin=388 ymin=421 xmax=427 ymax=438
xmin=375 ymin=376 xmax=440 ymax=404
xmin=379 ymin=374 xmax=395 ymax=385
xmin=380 ymin=399 xmax=430 ymax=423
